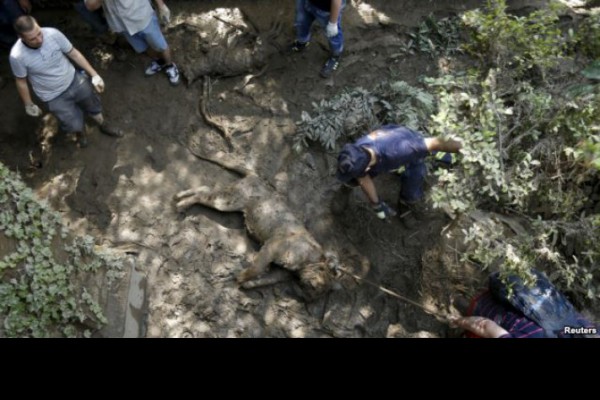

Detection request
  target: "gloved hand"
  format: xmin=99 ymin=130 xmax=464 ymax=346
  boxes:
xmin=91 ymin=75 xmax=105 ymax=93
xmin=158 ymin=4 xmax=171 ymax=25
xmin=373 ymin=201 xmax=397 ymax=220
xmin=18 ymin=0 xmax=32 ymax=14
xmin=25 ymin=103 xmax=42 ymax=117
xmin=326 ymin=21 xmax=338 ymax=38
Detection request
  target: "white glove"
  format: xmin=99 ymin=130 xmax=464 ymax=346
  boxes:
xmin=158 ymin=4 xmax=171 ymax=25
xmin=326 ymin=21 xmax=338 ymax=38
xmin=373 ymin=201 xmax=397 ymax=220
xmin=25 ymin=103 xmax=42 ymax=117
xmin=91 ymin=75 xmax=105 ymax=93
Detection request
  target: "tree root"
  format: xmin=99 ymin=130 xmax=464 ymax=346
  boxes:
xmin=199 ymin=76 xmax=234 ymax=151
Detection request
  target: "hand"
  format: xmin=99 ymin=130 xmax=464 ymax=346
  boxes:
xmin=18 ymin=0 xmax=32 ymax=14
xmin=25 ymin=103 xmax=42 ymax=117
xmin=373 ymin=201 xmax=397 ymax=220
xmin=158 ymin=4 xmax=171 ymax=25
xmin=452 ymin=316 xmax=509 ymax=338
xmin=326 ymin=21 xmax=338 ymax=38
xmin=91 ymin=75 xmax=105 ymax=93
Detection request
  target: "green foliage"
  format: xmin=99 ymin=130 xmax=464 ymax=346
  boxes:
xmin=581 ymin=60 xmax=600 ymax=81
xmin=293 ymin=81 xmax=434 ymax=152
xmin=462 ymin=0 xmax=566 ymax=79
xmin=0 ymin=163 xmax=125 ymax=337
xmin=577 ymin=12 xmax=600 ymax=59
xmin=427 ymin=65 xmax=599 ymax=299
xmin=554 ymin=89 xmax=600 ymax=172
xmin=407 ymin=14 xmax=462 ymax=57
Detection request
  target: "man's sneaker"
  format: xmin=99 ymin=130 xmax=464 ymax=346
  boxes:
xmin=99 ymin=122 xmax=124 ymax=138
xmin=320 ymin=55 xmax=340 ymax=78
xmin=145 ymin=59 xmax=164 ymax=76
xmin=290 ymin=40 xmax=310 ymax=52
xmin=164 ymin=63 xmax=181 ymax=86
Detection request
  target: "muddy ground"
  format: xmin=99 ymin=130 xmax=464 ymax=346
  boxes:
xmin=0 ymin=0 xmax=563 ymax=337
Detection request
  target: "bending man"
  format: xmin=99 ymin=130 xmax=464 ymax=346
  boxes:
xmin=336 ymin=125 xmax=461 ymax=220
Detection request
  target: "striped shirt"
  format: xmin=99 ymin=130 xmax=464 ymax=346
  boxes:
xmin=468 ymin=291 xmax=545 ymax=338
xmin=9 ymin=27 xmax=75 ymax=102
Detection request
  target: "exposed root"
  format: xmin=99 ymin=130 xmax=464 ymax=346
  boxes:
xmin=199 ymin=76 xmax=234 ymax=151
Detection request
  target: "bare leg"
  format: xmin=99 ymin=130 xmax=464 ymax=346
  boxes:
xmin=147 ymin=47 xmax=172 ymax=65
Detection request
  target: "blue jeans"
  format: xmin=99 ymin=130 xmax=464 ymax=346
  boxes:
xmin=74 ymin=1 xmax=108 ymax=36
xmin=295 ymin=0 xmax=345 ymax=56
xmin=399 ymin=160 xmax=427 ymax=203
xmin=47 ymin=71 xmax=102 ymax=133
xmin=0 ymin=0 xmax=25 ymax=48
xmin=122 ymin=13 xmax=168 ymax=53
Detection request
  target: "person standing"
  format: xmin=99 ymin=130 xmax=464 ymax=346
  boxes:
xmin=292 ymin=0 xmax=345 ymax=78
xmin=9 ymin=15 xmax=122 ymax=148
xmin=84 ymin=0 xmax=180 ymax=86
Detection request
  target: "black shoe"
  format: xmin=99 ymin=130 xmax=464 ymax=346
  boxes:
xmin=398 ymin=199 xmax=427 ymax=220
xmin=76 ymin=132 xmax=88 ymax=148
xmin=290 ymin=40 xmax=309 ymax=52
xmin=320 ymin=55 xmax=340 ymax=78
xmin=99 ymin=122 xmax=124 ymax=138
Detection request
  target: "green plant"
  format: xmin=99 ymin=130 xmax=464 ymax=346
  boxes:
xmin=408 ymin=14 xmax=463 ymax=57
xmin=0 ymin=163 xmax=125 ymax=337
xmin=577 ymin=11 xmax=600 ymax=59
xmin=293 ymin=81 xmax=434 ymax=152
xmin=462 ymin=0 xmax=566 ymax=79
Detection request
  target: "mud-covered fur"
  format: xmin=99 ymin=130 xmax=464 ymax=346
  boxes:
xmin=175 ymin=174 xmax=335 ymax=299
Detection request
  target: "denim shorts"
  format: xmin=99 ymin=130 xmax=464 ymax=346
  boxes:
xmin=47 ymin=71 xmax=102 ymax=133
xmin=122 ymin=13 xmax=168 ymax=53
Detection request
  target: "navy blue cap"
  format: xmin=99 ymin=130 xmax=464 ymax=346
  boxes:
xmin=336 ymin=144 xmax=371 ymax=183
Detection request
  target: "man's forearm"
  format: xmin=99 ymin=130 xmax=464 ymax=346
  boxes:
xmin=330 ymin=0 xmax=342 ymax=23
xmin=67 ymin=48 xmax=99 ymax=77
xmin=15 ymin=77 xmax=33 ymax=105
xmin=84 ymin=0 xmax=103 ymax=11
xmin=358 ymin=176 xmax=379 ymax=205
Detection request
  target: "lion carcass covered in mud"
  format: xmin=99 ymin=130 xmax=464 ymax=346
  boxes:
xmin=176 ymin=175 xmax=333 ymax=298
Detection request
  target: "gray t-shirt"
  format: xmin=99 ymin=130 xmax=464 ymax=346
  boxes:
xmin=99 ymin=0 xmax=154 ymax=36
xmin=9 ymin=27 xmax=75 ymax=102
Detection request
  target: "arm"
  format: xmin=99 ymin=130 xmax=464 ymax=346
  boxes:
xmin=15 ymin=77 xmax=34 ymax=106
xmin=153 ymin=0 xmax=171 ymax=24
xmin=67 ymin=48 xmax=99 ymax=78
xmin=452 ymin=316 xmax=510 ymax=338
xmin=18 ymin=0 xmax=32 ymax=13
xmin=357 ymin=175 xmax=379 ymax=205
xmin=329 ymin=0 xmax=342 ymax=23
xmin=84 ymin=0 xmax=103 ymax=11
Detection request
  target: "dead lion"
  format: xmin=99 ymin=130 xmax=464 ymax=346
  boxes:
xmin=175 ymin=160 xmax=338 ymax=299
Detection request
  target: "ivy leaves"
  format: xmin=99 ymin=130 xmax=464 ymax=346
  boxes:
xmin=0 ymin=163 xmax=124 ymax=337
